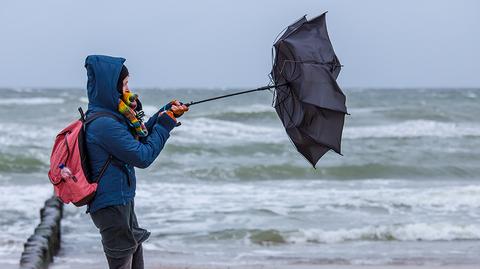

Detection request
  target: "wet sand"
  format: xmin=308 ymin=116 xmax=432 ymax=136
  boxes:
xmin=150 ymin=265 xmax=480 ymax=269
xmin=48 ymin=249 xmax=480 ymax=269
xmin=51 ymin=263 xmax=480 ymax=269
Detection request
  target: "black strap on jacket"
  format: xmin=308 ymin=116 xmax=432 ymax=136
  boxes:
xmin=79 ymin=107 xmax=132 ymax=186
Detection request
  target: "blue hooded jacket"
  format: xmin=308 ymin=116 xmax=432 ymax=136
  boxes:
xmin=84 ymin=55 xmax=175 ymax=213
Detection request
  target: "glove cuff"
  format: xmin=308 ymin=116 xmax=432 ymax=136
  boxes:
xmin=156 ymin=112 xmax=176 ymax=132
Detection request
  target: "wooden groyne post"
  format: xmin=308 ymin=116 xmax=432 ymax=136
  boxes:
xmin=19 ymin=196 xmax=63 ymax=269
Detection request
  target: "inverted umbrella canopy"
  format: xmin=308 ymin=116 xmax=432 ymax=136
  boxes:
xmin=270 ymin=12 xmax=347 ymax=167
xmin=186 ymin=12 xmax=347 ymax=168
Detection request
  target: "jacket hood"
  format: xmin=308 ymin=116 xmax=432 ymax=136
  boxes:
xmin=85 ymin=55 xmax=125 ymax=112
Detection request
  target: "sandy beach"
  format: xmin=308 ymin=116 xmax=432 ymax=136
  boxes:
xmin=51 ymin=262 xmax=480 ymax=269
xmin=46 ymin=249 xmax=480 ymax=269
xmin=159 ymin=265 xmax=479 ymax=269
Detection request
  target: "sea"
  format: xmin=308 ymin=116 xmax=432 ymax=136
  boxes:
xmin=0 ymin=87 xmax=479 ymax=268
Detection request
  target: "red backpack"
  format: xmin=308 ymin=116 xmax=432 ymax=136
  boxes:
xmin=48 ymin=107 xmax=123 ymax=206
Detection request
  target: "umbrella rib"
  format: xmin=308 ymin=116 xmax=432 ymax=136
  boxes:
xmin=279 ymin=90 xmax=298 ymax=128
xmin=273 ymin=85 xmax=293 ymax=108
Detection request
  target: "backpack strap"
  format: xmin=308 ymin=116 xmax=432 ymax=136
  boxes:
xmin=94 ymin=155 xmax=113 ymax=183
xmin=78 ymin=107 xmax=129 ymax=184
xmin=85 ymin=111 xmax=125 ymax=125
xmin=78 ymin=107 xmax=126 ymax=126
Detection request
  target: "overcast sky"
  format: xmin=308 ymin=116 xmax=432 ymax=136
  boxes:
xmin=0 ymin=0 xmax=479 ymax=89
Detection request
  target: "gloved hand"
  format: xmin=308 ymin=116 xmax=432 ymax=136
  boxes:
xmin=159 ymin=100 xmax=189 ymax=118
xmin=171 ymin=100 xmax=189 ymax=118
xmin=157 ymin=100 xmax=189 ymax=129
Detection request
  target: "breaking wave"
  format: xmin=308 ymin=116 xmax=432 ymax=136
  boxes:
xmin=0 ymin=153 xmax=46 ymax=173
xmin=344 ymin=120 xmax=480 ymax=139
xmin=189 ymin=223 xmax=480 ymax=246
xmin=173 ymin=117 xmax=285 ymax=145
xmin=290 ymin=223 xmax=480 ymax=243
xmin=0 ymin=97 xmax=65 ymax=105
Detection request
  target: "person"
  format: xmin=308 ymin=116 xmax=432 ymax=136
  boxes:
xmin=83 ymin=55 xmax=188 ymax=269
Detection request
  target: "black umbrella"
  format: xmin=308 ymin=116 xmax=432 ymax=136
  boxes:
xmin=185 ymin=12 xmax=347 ymax=167
xmin=270 ymin=13 xmax=347 ymax=167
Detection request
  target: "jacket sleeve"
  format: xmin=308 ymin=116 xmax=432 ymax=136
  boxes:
xmin=90 ymin=117 xmax=171 ymax=168
xmin=144 ymin=102 xmax=171 ymax=134
xmin=144 ymin=111 xmax=159 ymax=134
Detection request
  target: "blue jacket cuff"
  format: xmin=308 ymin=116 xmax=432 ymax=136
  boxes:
xmin=156 ymin=113 xmax=176 ymax=132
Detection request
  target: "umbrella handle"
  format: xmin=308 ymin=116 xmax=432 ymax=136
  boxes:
xmin=185 ymin=83 xmax=287 ymax=107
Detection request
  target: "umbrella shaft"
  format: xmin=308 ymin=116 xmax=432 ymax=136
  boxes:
xmin=186 ymin=83 xmax=286 ymax=107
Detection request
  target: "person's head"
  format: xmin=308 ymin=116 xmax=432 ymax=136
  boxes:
xmin=117 ymin=64 xmax=142 ymax=110
xmin=117 ymin=65 xmax=130 ymax=94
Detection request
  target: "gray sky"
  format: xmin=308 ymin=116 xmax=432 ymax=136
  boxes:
xmin=0 ymin=0 xmax=479 ymax=89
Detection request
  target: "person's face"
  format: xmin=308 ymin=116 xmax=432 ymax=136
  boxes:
xmin=121 ymin=76 xmax=138 ymax=109
xmin=122 ymin=76 xmax=130 ymax=93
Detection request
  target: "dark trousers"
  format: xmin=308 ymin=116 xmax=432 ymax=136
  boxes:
xmin=106 ymin=244 xmax=144 ymax=269
xmin=90 ymin=201 xmax=150 ymax=269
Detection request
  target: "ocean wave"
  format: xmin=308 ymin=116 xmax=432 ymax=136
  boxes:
xmin=184 ymin=163 xmax=316 ymax=180
xmin=141 ymin=105 xmax=159 ymax=116
xmin=0 ymin=184 xmax=52 ymax=256
xmin=0 ymin=123 xmax=57 ymax=148
xmin=347 ymin=107 xmax=389 ymax=114
xmin=136 ymin=181 xmax=480 ymax=221
xmin=163 ymin=142 xmax=287 ymax=157
xmin=0 ymin=153 xmax=46 ymax=172
xmin=188 ymin=222 xmax=480 ymax=245
xmin=0 ymin=97 xmax=65 ymax=105
xmin=200 ymin=229 xmax=287 ymax=245
xmin=225 ymin=104 xmax=274 ymax=114
xmin=2 ymin=88 xmax=35 ymax=93
xmin=173 ymin=118 xmax=479 ymax=146
xmin=172 ymin=117 xmax=286 ymax=145
xmin=0 ymin=184 xmax=52 ymax=217
xmin=344 ymin=120 xmax=480 ymax=139
xmin=173 ymin=161 xmax=479 ymax=181
xmin=196 ymin=104 xmax=277 ymax=120
xmin=290 ymin=223 xmax=480 ymax=243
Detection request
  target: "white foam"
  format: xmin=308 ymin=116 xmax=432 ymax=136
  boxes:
xmin=0 ymin=122 xmax=58 ymax=148
xmin=189 ymin=104 xmax=275 ymax=119
xmin=0 ymin=184 xmax=52 ymax=256
xmin=0 ymin=184 xmax=52 ymax=218
xmin=291 ymin=223 xmax=480 ymax=243
xmin=222 ymin=104 xmax=274 ymax=114
xmin=142 ymin=105 xmax=159 ymax=116
xmin=464 ymin=91 xmax=478 ymax=99
xmin=323 ymin=184 xmax=480 ymax=213
xmin=347 ymin=106 xmax=393 ymax=115
xmin=4 ymin=88 xmax=34 ymax=93
xmin=0 ymin=97 xmax=65 ymax=105
xmin=53 ymin=180 xmax=480 ymax=264
xmin=79 ymin=97 xmax=88 ymax=103
xmin=172 ymin=117 xmax=287 ymax=145
xmin=135 ymin=181 xmax=480 ymax=231
xmin=175 ymin=117 xmax=479 ymax=144
xmin=344 ymin=120 xmax=480 ymax=139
